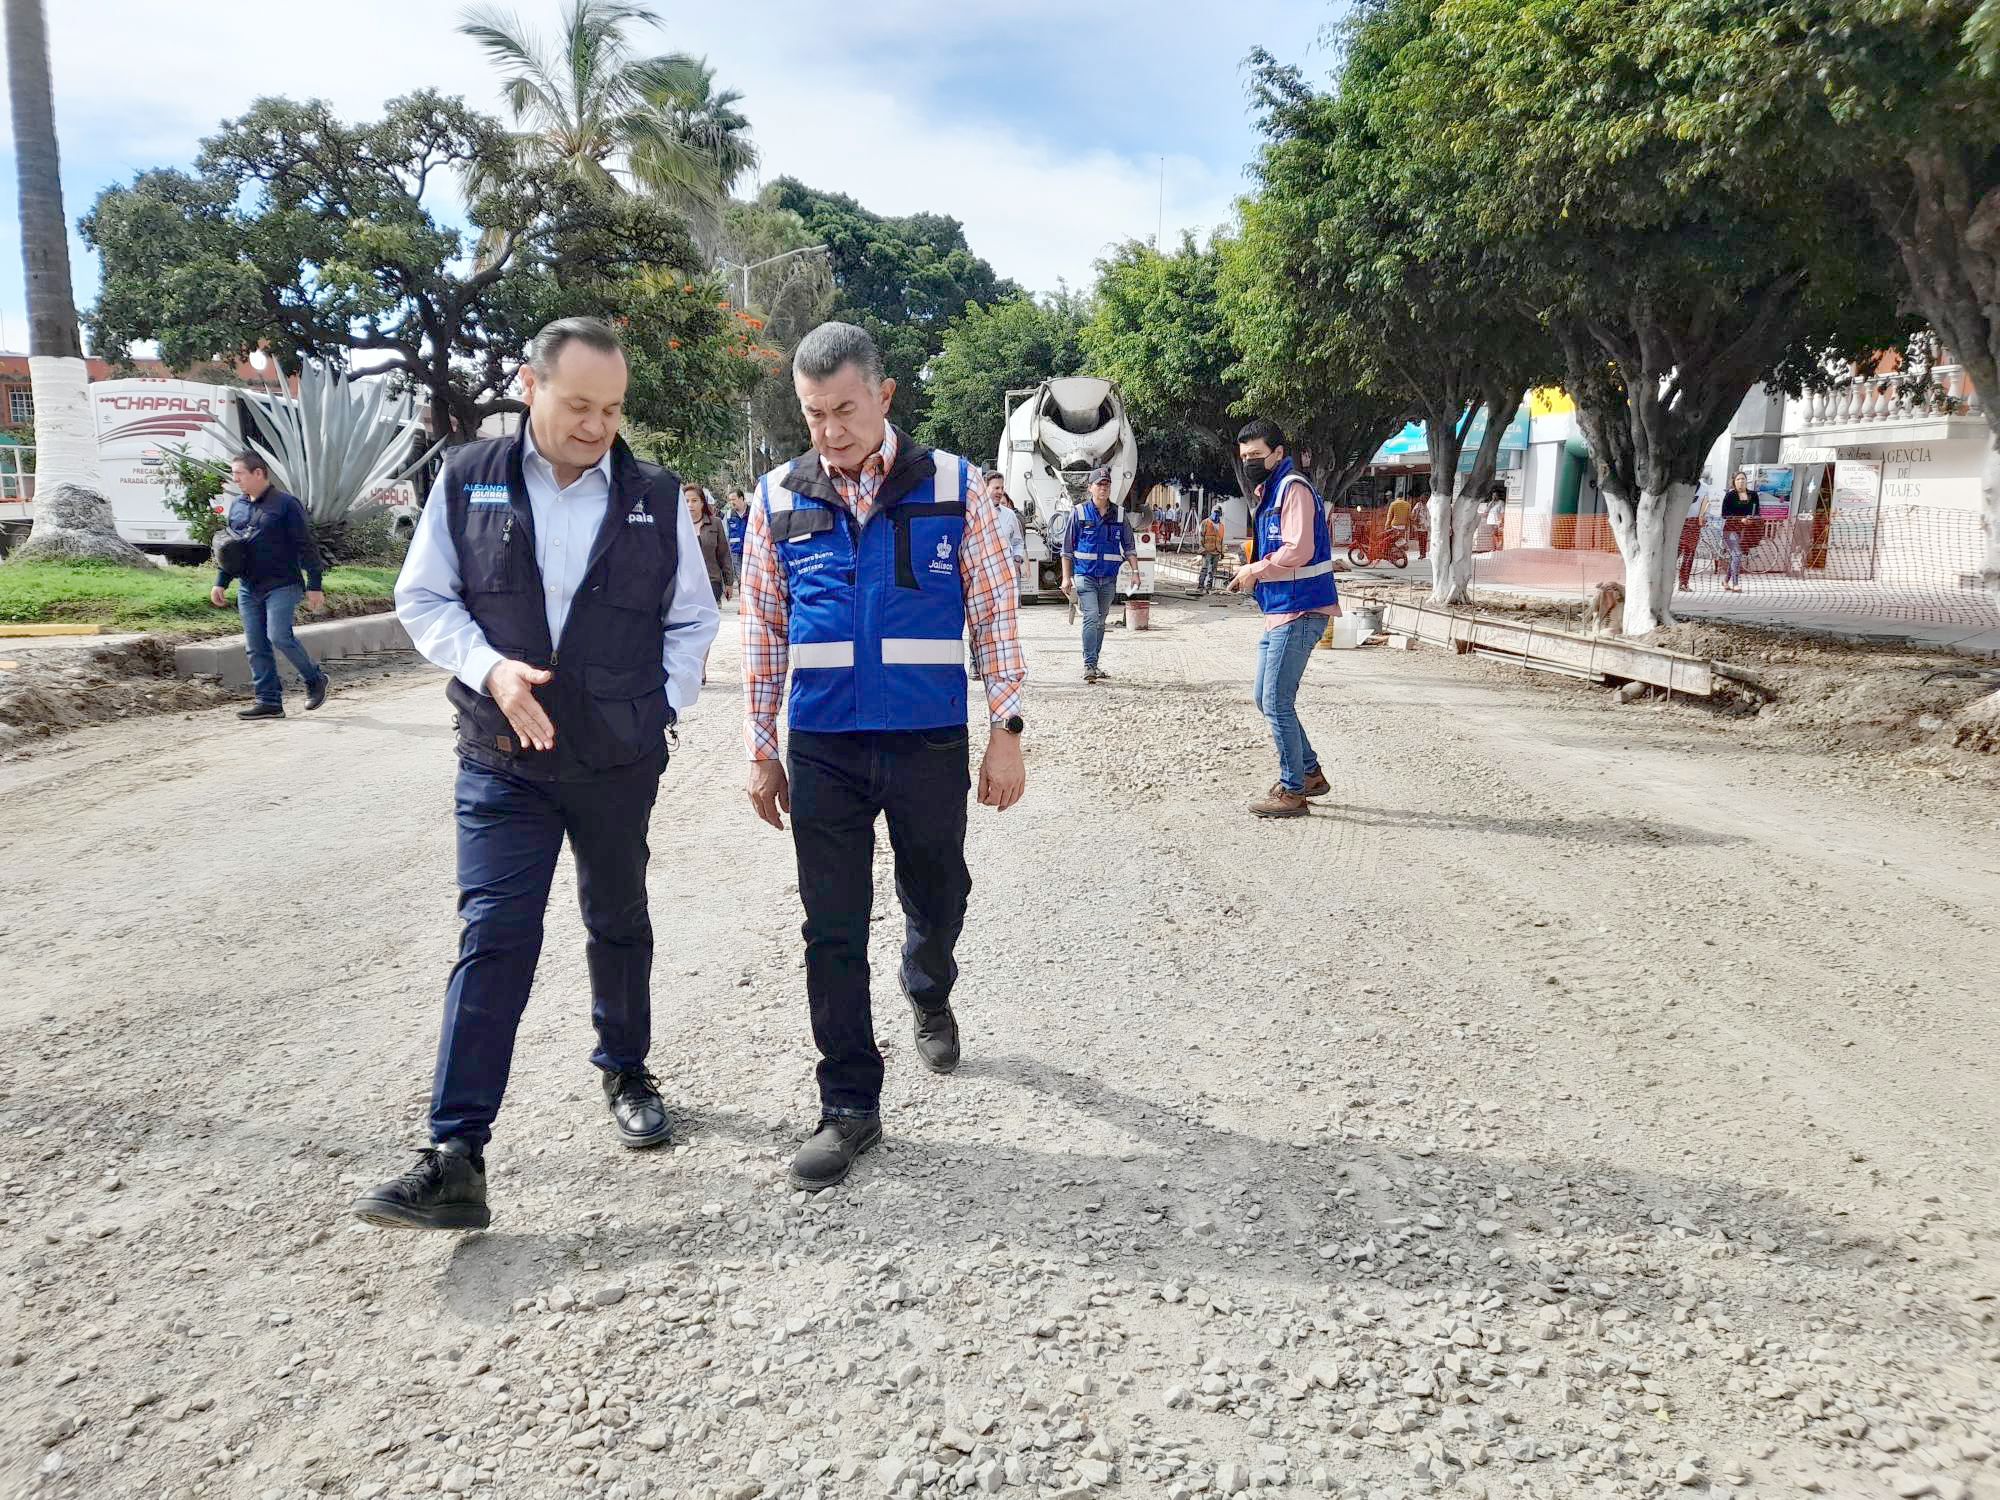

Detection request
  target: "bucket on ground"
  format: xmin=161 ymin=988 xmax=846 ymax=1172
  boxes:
xmin=1125 ymin=598 xmax=1151 ymax=631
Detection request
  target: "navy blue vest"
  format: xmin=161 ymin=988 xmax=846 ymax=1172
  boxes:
xmin=764 ymin=436 xmax=969 ymax=734
xmin=1252 ymin=460 xmax=1338 ymax=615
xmin=1067 ymin=501 xmax=1129 ymax=580
xmin=441 ymin=431 xmax=681 ymax=781
xmin=725 ymin=508 xmax=747 ymax=554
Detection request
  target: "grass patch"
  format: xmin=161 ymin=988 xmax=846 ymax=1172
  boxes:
xmin=0 ymin=559 xmax=401 ymax=635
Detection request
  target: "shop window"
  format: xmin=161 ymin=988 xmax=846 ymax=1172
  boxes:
xmin=7 ymin=389 xmax=30 ymax=424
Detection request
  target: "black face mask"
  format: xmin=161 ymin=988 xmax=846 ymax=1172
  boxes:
xmin=1241 ymin=457 xmax=1272 ymax=489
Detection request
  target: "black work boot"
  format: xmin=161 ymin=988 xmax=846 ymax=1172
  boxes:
xmin=305 ymin=675 xmax=329 ymax=711
xmin=602 ymin=1067 xmax=672 ymax=1149
xmin=910 ymin=999 xmax=962 ymax=1075
xmin=237 ymin=702 xmax=284 ymax=720
xmin=789 ymin=1115 xmax=883 ymax=1192
xmin=349 ymin=1140 xmax=490 ymax=1231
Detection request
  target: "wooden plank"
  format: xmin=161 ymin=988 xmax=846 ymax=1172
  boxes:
xmin=1382 ymin=600 xmax=1714 ymax=696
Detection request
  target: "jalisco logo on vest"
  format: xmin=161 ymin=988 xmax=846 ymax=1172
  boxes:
xmin=929 ymin=535 xmax=955 ymax=574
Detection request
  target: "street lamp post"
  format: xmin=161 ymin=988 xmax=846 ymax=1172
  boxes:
xmin=717 ymin=244 xmax=829 ymax=480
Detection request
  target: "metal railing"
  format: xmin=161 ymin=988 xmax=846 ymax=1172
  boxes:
xmin=1799 ymin=365 xmax=1982 ymax=428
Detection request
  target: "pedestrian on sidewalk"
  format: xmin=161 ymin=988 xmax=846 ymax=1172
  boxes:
xmin=688 ymin=485 xmax=736 ymax=604
xmin=1060 ymin=466 xmax=1136 ymax=682
xmin=351 ymin=316 xmax=719 ymax=1232
xmin=1196 ymin=507 xmax=1225 ymax=595
xmin=1676 ymin=486 xmax=1711 ymax=591
xmin=1227 ymin=418 xmax=1338 ymax=819
xmin=209 ymin=451 xmax=329 ymax=719
xmin=741 ymin=321 xmax=1027 ymax=1193
xmin=1720 ymin=470 xmax=1758 ymax=591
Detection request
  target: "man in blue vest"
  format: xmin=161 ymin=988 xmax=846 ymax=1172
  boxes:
xmin=1227 ymin=418 xmax=1338 ymax=818
xmin=740 ymin=321 xmax=1027 ymax=1192
xmin=1059 ymin=467 xmax=1136 ymax=683
xmin=350 ymin=316 xmax=719 ymax=1231
xmin=724 ymin=488 xmax=749 ymax=571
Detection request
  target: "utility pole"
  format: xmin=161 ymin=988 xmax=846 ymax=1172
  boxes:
xmin=717 ymin=244 xmax=830 ymax=480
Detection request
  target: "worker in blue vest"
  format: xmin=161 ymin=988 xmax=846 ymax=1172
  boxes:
xmin=1059 ymin=466 xmax=1137 ymax=683
xmin=724 ymin=488 xmax=749 ymax=571
xmin=1228 ymin=417 xmax=1339 ymax=819
xmin=350 ymin=316 xmax=719 ymax=1231
xmin=740 ymin=321 xmax=1028 ymax=1192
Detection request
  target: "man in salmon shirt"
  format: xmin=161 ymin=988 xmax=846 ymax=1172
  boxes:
xmin=1227 ymin=418 xmax=1339 ymax=818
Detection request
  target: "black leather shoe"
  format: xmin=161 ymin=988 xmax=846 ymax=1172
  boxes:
xmin=349 ymin=1140 xmax=490 ymax=1231
xmin=789 ymin=1115 xmax=883 ymax=1192
xmin=602 ymin=1067 xmax=671 ymax=1149
xmin=305 ymin=675 xmax=329 ymax=711
xmin=910 ymin=999 xmax=961 ymax=1074
xmin=237 ymin=702 xmax=284 ymax=720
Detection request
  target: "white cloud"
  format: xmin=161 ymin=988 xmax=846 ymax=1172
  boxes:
xmin=0 ymin=0 xmax=1310 ymax=343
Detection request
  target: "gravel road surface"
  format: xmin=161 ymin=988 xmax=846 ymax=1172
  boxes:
xmin=3 ymin=594 xmax=1994 ymax=1500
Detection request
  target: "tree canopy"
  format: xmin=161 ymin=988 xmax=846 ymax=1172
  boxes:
xmin=916 ymin=292 xmax=1086 ymax=465
xmin=83 ymin=92 xmax=764 ymax=454
xmin=1080 ymin=235 xmax=1242 ymax=489
xmin=763 ymin=178 xmax=1018 ymax=432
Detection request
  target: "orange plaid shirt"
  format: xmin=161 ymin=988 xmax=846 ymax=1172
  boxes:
xmin=739 ymin=427 xmax=1026 ymax=761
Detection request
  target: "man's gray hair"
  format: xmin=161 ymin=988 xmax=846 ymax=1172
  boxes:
xmin=793 ymin=321 xmax=884 ymax=386
xmin=528 ymin=315 xmax=624 ymax=378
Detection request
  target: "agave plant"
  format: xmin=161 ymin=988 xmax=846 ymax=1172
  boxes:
xmin=234 ymin=361 xmax=440 ymax=528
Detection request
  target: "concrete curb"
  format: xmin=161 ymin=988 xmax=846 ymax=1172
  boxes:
xmin=174 ymin=611 xmax=412 ymax=691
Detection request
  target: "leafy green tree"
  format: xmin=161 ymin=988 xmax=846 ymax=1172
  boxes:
xmin=458 ymin=0 xmax=755 ymax=245
xmin=917 ymin=292 xmax=1087 ymax=464
xmin=720 ymin=198 xmax=837 ymax=473
xmin=1357 ymin=0 xmax=1900 ymax=630
xmin=1218 ymin=218 xmax=1407 ymax=504
xmin=82 ymin=93 xmax=758 ymax=444
xmin=1674 ymin=0 xmax=2000 ymax=603
xmin=1081 ymin=235 xmax=1242 ymax=490
xmin=763 ymin=179 xmax=1018 ymax=432
xmin=1241 ymin=43 xmax=1553 ymax=603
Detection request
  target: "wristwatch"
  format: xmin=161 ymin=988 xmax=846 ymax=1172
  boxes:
xmin=996 ymin=714 xmax=1025 ymax=735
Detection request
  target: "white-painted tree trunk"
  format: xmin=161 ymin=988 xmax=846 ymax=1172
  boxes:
xmin=27 ymin=354 xmax=100 ymax=490
xmin=1602 ymin=483 xmax=1691 ymax=635
xmin=1427 ymin=490 xmax=1478 ymax=605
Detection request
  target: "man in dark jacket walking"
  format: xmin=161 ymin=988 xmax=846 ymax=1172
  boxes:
xmin=210 ymin=452 xmax=329 ymax=719
xmin=350 ymin=316 xmax=718 ymax=1232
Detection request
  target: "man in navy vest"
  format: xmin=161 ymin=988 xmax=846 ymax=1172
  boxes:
xmin=351 ymin=317 xmax=719 ymax=1231
xmin=1059 ymin=467 xmax=1137 ymax=683
xmin=724 ymin=488 xmax=749 ymax=570
xmin=1228 ymin=418 xmax=1339 ymax=818
xmin=740 ymin=322 xmax=1027 ymax=1192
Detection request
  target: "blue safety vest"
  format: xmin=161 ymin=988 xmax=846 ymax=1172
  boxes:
xmin=763 ymin=443 xmax=970 ymax=734
xmin=1252 ymin=459 xmax=1338 ymax=615
xmin=1067 ymin=501 xmax=1129 ymax=581
xmin=725 ymin=508 xmax=747 ymax=555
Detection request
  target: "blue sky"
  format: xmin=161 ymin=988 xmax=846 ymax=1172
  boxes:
xmin=0 ymin=0 xmax=1339 ymax=352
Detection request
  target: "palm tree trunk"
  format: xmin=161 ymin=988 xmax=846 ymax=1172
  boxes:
xmin=6 ymin=0 xmax=141 ymax=564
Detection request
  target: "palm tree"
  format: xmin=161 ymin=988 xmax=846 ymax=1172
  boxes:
xmin=4 ymin=0 xmax=139 ymax=563
xmin=459 ymin=0 xmax=757 ymax=244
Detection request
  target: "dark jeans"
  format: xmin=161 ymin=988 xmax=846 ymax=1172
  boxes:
xmin=787 ymin=727 xmax=972 ymax=1118
xmin=238 ymin=582 xmax=324 ymax=706
xmin=429 ymin=751 xmax=665 ymax=1148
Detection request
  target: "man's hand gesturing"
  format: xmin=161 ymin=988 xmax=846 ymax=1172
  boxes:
xmin=485 ymin=659 xmax=556 ymax=752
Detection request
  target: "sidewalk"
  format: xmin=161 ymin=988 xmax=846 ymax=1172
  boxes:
xmin=1357 ymin=552 xmax=2000 ymax=655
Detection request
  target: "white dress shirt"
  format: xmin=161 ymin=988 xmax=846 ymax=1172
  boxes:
xmin=394 ymin=424 xmax=720 ymax=711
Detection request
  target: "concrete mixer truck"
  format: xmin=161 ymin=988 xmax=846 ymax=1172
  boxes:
xmin=997 ymin=377 xmax=1156 ymax=604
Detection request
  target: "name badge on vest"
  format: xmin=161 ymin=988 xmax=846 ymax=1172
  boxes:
xmin=466 ymin=483 xmax=508 ymax=507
